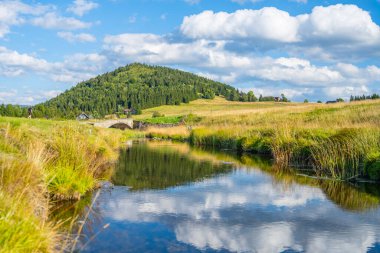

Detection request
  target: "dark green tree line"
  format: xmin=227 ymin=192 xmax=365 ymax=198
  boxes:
xmin=350 ymin=94 xmax=380 ymax=102
xmin=33 ymin=63 xmax=245 ymax=118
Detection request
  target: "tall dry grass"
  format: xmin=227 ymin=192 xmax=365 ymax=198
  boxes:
xmin=0 ymin=117 xmax=135 ymax=252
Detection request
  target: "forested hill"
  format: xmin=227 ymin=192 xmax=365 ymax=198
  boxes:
xmin=32 ymin=63 xmax=246 ymax=118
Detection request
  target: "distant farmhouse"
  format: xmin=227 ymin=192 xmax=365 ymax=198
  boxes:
xmin=326 ymin=98 xmax=345 ymax=104
xmin=123 ymin=108 xmax=132 ymax=115
xmin=123 ymin=108 xmax=137 ymax=116
xmin=77 ymin=113 xmax=91 ymax=121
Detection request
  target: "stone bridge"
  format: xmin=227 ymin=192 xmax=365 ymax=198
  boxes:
xmin=92 ymin=118 xmax=134 ymax=129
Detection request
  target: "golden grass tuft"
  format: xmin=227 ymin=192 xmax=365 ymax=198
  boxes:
xmin=0 ymin=117 xmax=133 ymax=252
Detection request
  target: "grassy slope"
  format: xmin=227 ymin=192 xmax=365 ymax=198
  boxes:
xmin=134 ymin=96 xmax=297 ymax=119
xmin=142 ymin=97 xmax=380 ymax=180
xmin=0 ymin=117 xmax=141 ymax=252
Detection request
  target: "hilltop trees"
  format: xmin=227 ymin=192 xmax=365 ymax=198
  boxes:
xmin=247 ymin=91 xmax=258 ymax=102
xmin=336 ymin=98 xmax=345 ymax=102
xmin=33 ymin=63 xmax=241 ymax=119
xmin=281 ymin=94 xmax=289 ymax=102
xmin=350 ymin=94 xmax=380 ymax=101
xmin=0 ymin=104 xmax=27 ymax=117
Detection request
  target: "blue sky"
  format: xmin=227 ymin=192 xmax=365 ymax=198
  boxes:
xmin=0 ymin=0 xmax=380 ymax=104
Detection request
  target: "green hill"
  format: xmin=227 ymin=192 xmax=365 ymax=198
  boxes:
xmin=32 ymin=63 xmax=246 ymax=118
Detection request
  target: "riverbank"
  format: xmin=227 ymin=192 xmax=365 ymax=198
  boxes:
xmin=142 ymin=99 xmax=380 ymax=181
xmin=0 ymin=117 xmax=142 ymax=252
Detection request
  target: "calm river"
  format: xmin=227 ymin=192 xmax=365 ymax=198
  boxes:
xmin=60 ymin=141 xmax=380 ymax=253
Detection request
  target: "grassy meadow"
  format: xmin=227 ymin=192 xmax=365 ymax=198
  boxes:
xmin=142 ymin=97 xmax=380 ymax=181
xmin=134 ymin=96 xmax=297 ymax=120
xmin=0 ymin=117 xmax=141 ymax=252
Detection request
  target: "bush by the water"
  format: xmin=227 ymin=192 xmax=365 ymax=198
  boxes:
xmin=152 ymin=111 xmax=165 ymax=118
xmin=365 ymin=152 xmax=380 ymax=180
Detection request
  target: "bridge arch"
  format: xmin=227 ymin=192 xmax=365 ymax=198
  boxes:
xmin=93 ymin=119 xmax=134 ymax=129
xmin=109 ymin=122 xmax=133 ymax=130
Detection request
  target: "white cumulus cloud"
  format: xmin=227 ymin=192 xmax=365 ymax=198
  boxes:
xmin=181 ymin=8 xmax=300 ymax=43
xmin=180 ymin=4 xmax=380 ymax=60
xmin=31 ymin=12 xmax=92 ymax=30
xmin=0 ymin=0 xmax=52 ymax=37
xmin=57 ymin=31 xmax=96 ymax=43
xmin=67 ymin=0 xmax=99 ymax=17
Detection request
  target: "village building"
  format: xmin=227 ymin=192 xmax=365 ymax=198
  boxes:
xmin=76 ymin=113 xmax=90 ymax=120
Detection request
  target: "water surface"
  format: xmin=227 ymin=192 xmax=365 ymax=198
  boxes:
xmin=68 ymin=141 xmax=380 ymax=253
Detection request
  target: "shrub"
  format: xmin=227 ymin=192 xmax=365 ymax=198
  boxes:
xmin=365 ymin=152 xmax=380 ymax=181
xmin=183 ymin=114 xmax=202 ymax=124
xmin=152 ymin=111 xmax=165 ymax=118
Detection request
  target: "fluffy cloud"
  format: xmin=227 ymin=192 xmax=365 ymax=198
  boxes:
xmin=31 ymin=12 xmax=92 ymax=30
xmin=233 ymin=0 xmax=307 ymax=3
xmin=57 ymin=31 xmax=96 ymax=43
xmin=0 ymin=1 xmax=94 ymax=39
xmin=245 ymin=87 xmax=312 ymax=100
xmin=0 ymin=46 xmax=50 ymax=76
xmin=46 ymin=53 xmax=107 ymax=83
xmin=41 ymin=90 xmax=62 ymax=99
xmin=0 ymin=89 xmax=62 ymax=105
xmin=103 ymin=34 xmax=230 ymax=67
xmin=323 ymin=86 xmax=369 ymax=98
xmin=0 ymin=90 xmax=17 ymax=103
xmin=248 ymin=57 xmax=343 ymax=85
xmin=181 ymin=8 xmax=300 ymax=42
xmin=184 ymin=0 xmax=201 ymax=4
xmin=67 ymin=0 xmax=99 ymax=17
xmin=0 ymin=46 xmax=106 ymax=84
xmin=299 ymin=4 xmax=380 ymax=45
xmin=0 ymin=0 xmax=52 ymax=37
xmin=180 ymin=4 xmax=380 ymax=60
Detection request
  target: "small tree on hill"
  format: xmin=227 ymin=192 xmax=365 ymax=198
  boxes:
xmin=281 ymin=94 xmax=289 ymax=102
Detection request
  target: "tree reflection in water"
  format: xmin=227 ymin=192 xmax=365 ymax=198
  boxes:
xmin=112 ymin=142 xmax=234 ymax=190
xmin=52 ymin=141 xmax=380 ymax=252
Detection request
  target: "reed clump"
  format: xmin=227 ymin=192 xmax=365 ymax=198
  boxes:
xmin=145 ymin=126 xmax=189 ymax=142
xmin=190 ymin=126 xmax=380 ymax=180
xmin=364 ymin=151 xmax=380 ymax=180
xmin=0 ymin=117 xmax=133 ymax=252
